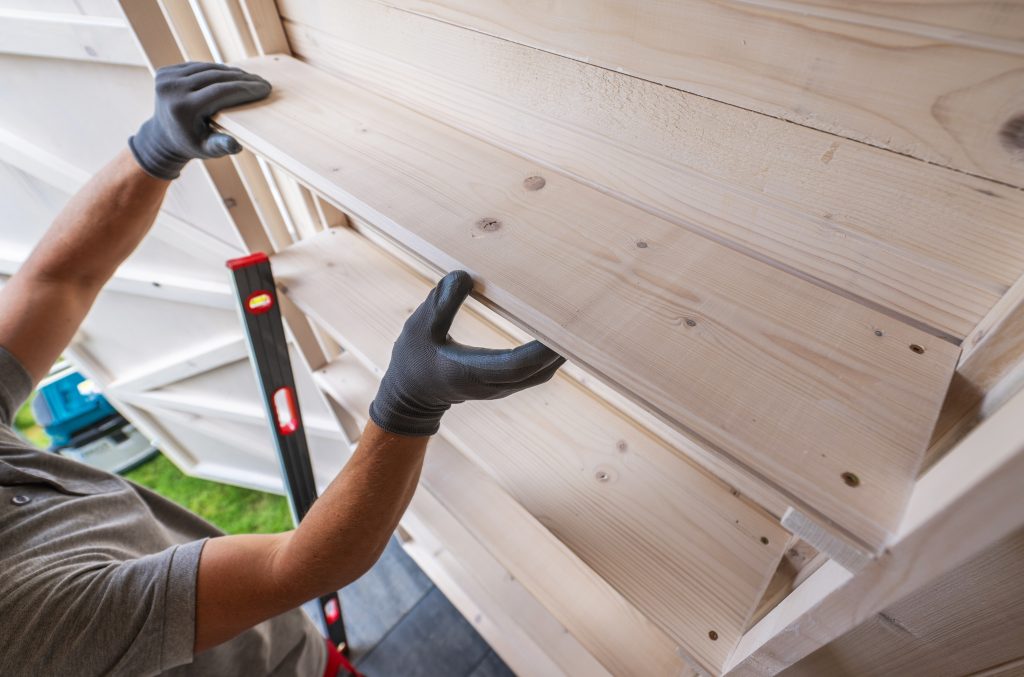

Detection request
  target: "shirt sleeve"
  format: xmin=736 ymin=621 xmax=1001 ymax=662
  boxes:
xmin=0 ymin=538 xmax=207 ymax=676
xmin=0 ymin=346 xmax=33 ymax=428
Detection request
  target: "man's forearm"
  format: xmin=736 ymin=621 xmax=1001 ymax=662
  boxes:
xmin=194 ymin=422 xmax=428 ymax=652
xmin=25 ymin=149 xmax=168 ymax=285
xmin=0 ymin=149 xmax=170 ymax=381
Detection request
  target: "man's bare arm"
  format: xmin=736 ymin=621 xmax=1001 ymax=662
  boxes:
xmin=193 ymin=271 xmax=565 ymax=654
xmin=194 ymin=421 xmax=427 ymax=652
xmin=0 ymin=150 xmax=169 ymax=383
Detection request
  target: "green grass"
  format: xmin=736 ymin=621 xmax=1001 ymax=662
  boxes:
xmin=15 ymin=394 xmax=292 ymax=535
xmin=123 ymin=454 xmax=294 ymax=535
xmin=14 ymin=396 xmax=50 ymax=449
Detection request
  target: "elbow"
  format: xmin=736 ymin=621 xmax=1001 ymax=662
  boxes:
xmin=268 ymin=532 xmax=387 ymax=600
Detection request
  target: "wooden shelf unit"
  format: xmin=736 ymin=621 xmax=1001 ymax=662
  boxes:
xmin=114 ymin=1 xmax=1024 ymax=675
xmin=216 ymin=54 xmax=959 ymax=556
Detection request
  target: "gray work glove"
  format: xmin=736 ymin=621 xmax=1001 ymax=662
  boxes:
xmin=370 ymin=271 xmax=566 ymax=437
xmin=129 ymin=62 xmax=271 ymax=180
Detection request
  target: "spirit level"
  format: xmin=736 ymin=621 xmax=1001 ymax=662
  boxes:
xmin=226 ymin=251 xmax=352 ymax=658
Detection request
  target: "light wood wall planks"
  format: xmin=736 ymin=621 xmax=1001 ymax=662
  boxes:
xmin=277 ymin=0 xmax=1024 ymax=342
xmin=272 ymin=225 xmax=789 ymax=672
xmin=316 ymin=350 xmax=683 ymax=676
xmin=372 ymin=0 xmax=1024 ymax=187
xmin=217 ymin=55 xmax=960 ymax=552
xmin=771 ymin=0 xmax=1024 ymax=44
xmin=781 ymin=528 xmax=1024 ymax=677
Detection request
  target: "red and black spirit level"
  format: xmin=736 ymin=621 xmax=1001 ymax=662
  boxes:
xmin=226 ymin=251 xmax=351 ymax=655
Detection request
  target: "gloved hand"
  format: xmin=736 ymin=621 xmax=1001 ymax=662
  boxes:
xmin=370 ymin=271 xmax=566 ymax=437
xmin=129 ymin=62 xmax=272 ymax=180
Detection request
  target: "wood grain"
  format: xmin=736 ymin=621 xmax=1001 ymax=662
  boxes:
xmin=277 ymin=0 xmax=1024 ymax=341
xmin=402 ymin=486 xmax=619 ymax=677
xmin=371 ymin=0 xmax=1024 ymax=186
xmin=781 ymin=530 xmax=1024 ymax=677
xmin=769 ymin=0 xmax=1024 ymax=45
xmin=322 ymin=353 xmax=673 ymax=675
xmin=272 ymin=225 xmax=788 ymax=672
xmin=927 ymin=274 xmax=1024 ymax=468
xmin=219 ymin=55 xmax=960 ymax=550
xmin=727 ymin=386 xmax=1024 ymax=675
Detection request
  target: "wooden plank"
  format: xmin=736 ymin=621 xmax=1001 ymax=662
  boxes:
xmin=927 ymin=274 xmax=1024 ymax=467
xmin=231 ymin=149 xmax=293 ymax=251
xmin=407 ymin=475 xmax=623 ymax=677
xmin=264 ymin=162 xmax=322 ymax=239
xmin=118 ymin=388 xmax=343 ymax=442
xmin=746 ymin=539 xmax=817 ymax=631
xmin=399 ymin=491 xmax=615 ymax=677
xmin=0 ymin=9 xmax=144 ymax=65
xmin=278 ymin=0 xmax=1024 ymax=343
xmin=218 ymin=55 xmax=960 ymax=550
xmin=315 ymin=351 xmax=680 ymax=676
xmin=782 ymin=529 xmax=1024 ymax=677
xmin=0 ymin=250 xmax=233 ymax=309
xmin=104 ymin=335 xmax=248 ymax=395
xmin=725 ymin=386 xmax=1024 ymax=675
xmin=0 ymin=127 xmax=244 ymax=259
xmin=123 ymin=0 xmax=354 ymax=428
xmin=346 ymin=210 xmax=794 ymax=521
xmin=780 ymin=509 xmax=870 ymax=572
xmin=154 ymin=0 xmax=215 ymax=62
xmin=767 ymin=0 xmax=1024 ymax=45
xmin=204 ymin=0 xmax=332 ymax=256
xmin=194 ymin=0 xmax=256 ymax=62
xmin=272 ymin=225 xmax=789 ymax=673
xmin=372 ymin=0 xmax=1024 ymax=186
xmin=238 ymin=0 xmax=289 ymax=55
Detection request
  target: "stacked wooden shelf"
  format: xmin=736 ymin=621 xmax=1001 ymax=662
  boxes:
xmin=217 ymin=55 xmax=959 ymax=552
xmin=273 ymin=224 xmax=787 ymax=674
xmin=206 ymin=54 xmax=963 ymax=675
xmin=107 ymin=0 xmax=1024 ymax=674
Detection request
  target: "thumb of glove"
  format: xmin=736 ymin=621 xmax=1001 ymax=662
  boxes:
xmin=201 ymin=132 xmax=243 ymax=158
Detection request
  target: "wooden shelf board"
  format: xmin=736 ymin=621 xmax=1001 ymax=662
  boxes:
xmin=317 ymin=351 xmax=677 ymax=675
xmin=271 ymin=224 xmax=790 ymax=673
xmin=218 ymin=55 xmax=960 ymax=552
xmin=278 ymin=0 xmax=1024 ymax=342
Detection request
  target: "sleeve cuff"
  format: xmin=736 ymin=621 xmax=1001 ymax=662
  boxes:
xmin=161 ymin=538 xmax=207 ymax=671
xmin=0 ymin=346 xmax=35 ymax=426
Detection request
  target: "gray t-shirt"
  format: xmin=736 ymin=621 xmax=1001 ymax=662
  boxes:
xmin=0 ymin=347 xmax=326 ymax=676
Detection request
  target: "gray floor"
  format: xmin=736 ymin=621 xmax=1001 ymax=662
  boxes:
xmin=339 ymin=537 xmax=515 ymax=677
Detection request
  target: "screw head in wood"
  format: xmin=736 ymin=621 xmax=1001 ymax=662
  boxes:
xmin=842 ymin=471 xmax=860 ymax=487
xmin=708 ymin=630 xmax=719 ymax=641
xmin=909 ymin=344 xmax=925 ymax=354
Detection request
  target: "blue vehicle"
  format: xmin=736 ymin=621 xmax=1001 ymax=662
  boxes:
xmin=32 ymin=363 xmax=156 ymax=474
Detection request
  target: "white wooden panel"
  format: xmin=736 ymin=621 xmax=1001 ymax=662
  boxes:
xmin=72 ymin=290 xmax=238 ymax=378
xmin=0 ymin=1 xmax=122 ymax=17
xmin=0 ymin=54 xmax=240 ymax=248
xmin=0 ymin=9 xmax=144 ymax=66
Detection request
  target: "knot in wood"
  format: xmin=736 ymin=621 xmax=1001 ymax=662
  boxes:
xmin=523 ymin=175 xmax=546 ymax=191
xmin=999 ymin=115 xmax=1024 ymax=152
xmin=476 ymin=217 xmax=502 ymax=232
